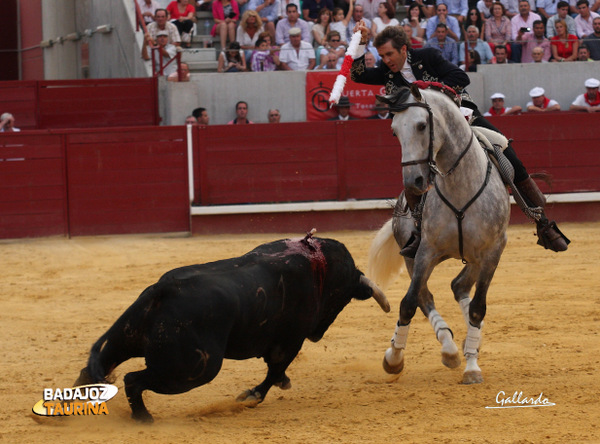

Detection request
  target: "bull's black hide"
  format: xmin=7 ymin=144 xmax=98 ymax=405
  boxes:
xmin=76 ymin=235 xmax=389 ymax=422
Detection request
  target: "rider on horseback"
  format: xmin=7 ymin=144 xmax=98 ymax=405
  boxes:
xmin=350 ymin=23 xmax=569 ymax=256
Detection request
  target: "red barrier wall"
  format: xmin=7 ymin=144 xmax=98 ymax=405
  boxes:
xmin=1 ymin=113 xmax=599 ymax=239
xmin=0 ymin=78 xmax=159 ymax=131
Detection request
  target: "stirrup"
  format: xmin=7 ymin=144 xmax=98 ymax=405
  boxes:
xmin=536 ymin=220 xmax=570 ymax=252
xmin=400 ymin=231 xmax=421 ymax=258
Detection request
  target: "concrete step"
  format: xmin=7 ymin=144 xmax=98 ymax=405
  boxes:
xmin=181 ymin=47 xmax=218 ymax=63
xmin=187 ymin=60 xmax=219 ymax=72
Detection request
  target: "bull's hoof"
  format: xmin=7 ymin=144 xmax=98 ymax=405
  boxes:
xmin=382 ymin=348 xmax=404 ymax=374
xmin=131 ymin=410 xmax=154 ymax=423
xmin=236 ymin=389 xmax=263 ymax=405
xmin=442 ymin=352 xmax=461 ymax=369
xmin=275 ymin=377 xmax=292 ymax=390
xmin=462 ymin=371 xmax=483 ymax=385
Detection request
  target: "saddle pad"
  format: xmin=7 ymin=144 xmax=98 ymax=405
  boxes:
xmin=471 ymin=126 xmax=509 ymax=152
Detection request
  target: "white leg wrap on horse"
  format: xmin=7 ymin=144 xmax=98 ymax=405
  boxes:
xmin=428 ymin=310 xmax=453 ymax=342
xmin=391 ymin=321 xmax=410 ymax=350
xmin=459 ymin=298 xmax=471 ymax=325
xmin=464 ymin=323 xmax=482 ymax=357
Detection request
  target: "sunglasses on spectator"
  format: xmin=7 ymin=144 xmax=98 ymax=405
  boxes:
xmin=330 ymin=38 xmax=340 ymax=42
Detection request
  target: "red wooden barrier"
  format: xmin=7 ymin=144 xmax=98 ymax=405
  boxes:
xmin=0 ymin=78 xmax=159 ymax=130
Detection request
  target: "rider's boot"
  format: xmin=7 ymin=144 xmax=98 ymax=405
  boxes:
xmin=400 ymin=189 xmax=423 ymax=258
xmin=515 ymin=176 xmax=570 ymax=252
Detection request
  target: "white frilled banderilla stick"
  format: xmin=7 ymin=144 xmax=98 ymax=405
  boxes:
xmin=328 ymin=31 xmax=363 ymax=107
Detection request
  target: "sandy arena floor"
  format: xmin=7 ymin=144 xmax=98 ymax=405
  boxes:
xmin=2 ymin=222 xmax=599 ymax=443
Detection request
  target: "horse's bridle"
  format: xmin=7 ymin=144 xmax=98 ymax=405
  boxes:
xmin=391 ymin=100 xmax=473 ymax=180
xmin=390 ymin=97 xmax=490 ymax=264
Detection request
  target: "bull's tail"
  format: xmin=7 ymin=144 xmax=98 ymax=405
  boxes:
xmin=368 ymin=219 xmax=404 ymax=289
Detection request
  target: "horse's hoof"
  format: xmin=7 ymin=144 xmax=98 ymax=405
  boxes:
xmin=462 ymin=371 xmax=483 ymax=384
xmin=275 ymin=378 xmax=292 ymax=390
xmin=236 ymin=389 xmax=263 ymax=404
xmin=442 ymin=352 xmax=461 ymax=369
xmin=131 ymin=411 xmax=154 ymax=423
xmin=382 ymin=350 xmax=405 ymax=374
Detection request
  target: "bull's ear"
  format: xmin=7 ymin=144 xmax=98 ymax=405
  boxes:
xmin=410 ymin=84 xmax=422 ymax=101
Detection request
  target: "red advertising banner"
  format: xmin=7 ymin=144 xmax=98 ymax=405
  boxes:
xmin=305 ymin=71 xmax=387 ymax=121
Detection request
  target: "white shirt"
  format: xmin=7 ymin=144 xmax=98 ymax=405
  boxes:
xmin=279 ymin=41 xmax=315 ymax=70
xmin=153 ymin=43 xmax=177 ymax=76
xmin=572 ymin=93 xmax=595 ymax=107
xmin=575 ymin=12 xmax=600 ymax=38
xmin=526 ymin=98 xmax=559 ymax=108
xmin=372 ymin=17 xmax=400 ymax=33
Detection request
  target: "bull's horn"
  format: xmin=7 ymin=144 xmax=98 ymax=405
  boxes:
xmin=361 ymin=275 xmax=390 ymax=313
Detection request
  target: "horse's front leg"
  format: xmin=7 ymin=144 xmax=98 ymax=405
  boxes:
xmin=462 ymin=252 xmax=503 ymax=384
xmin=383 ymin=254 xmax=437 ymax=374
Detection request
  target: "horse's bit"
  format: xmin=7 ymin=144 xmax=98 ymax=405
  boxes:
xmin=390 ymin=99 xmax=492 ymax=264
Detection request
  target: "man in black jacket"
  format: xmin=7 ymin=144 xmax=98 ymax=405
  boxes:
xmin=350 ymin=23 xmax=569 ymax=256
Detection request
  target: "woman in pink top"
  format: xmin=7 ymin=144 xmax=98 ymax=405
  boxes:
xmin=166 ymin=0 xmax=196 ymax=47
xmin=212 ymin=0 xmax=240 ymax=50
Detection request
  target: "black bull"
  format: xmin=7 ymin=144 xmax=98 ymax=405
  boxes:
xmin=76 ymin=236 xmax=390 ymax=422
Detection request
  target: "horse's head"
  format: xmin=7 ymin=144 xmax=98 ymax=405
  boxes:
xmin=378 ymin=85 xmax=436 ymax=196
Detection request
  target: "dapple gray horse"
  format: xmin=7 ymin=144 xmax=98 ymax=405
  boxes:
xmin=369 ymin=85 xmax=510 ymax=384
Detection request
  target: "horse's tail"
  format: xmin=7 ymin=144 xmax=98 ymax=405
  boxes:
xmin=368 ymin=219 xmax=405 ymax=289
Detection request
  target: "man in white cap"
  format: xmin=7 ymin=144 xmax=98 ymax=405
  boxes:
xmin=149 ymin=30 xmax=178 ymax=76
xmin=0 ymin=113 xmax=20 ymax=132
xmin=569 ymin=77 xmax=600 ymax=112
xmin=279 ymin=27 xmax=316 ymax=70
xmin=526 ymin=87 xmax=561 ymax=113
xmin=484 ymin=93 xmax=522 ymax=116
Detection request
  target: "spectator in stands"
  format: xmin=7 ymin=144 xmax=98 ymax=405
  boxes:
xmin=317 ymin=50 xmax=340 ymax=68
xmin=531 ymin=45 xmax=549 ymax=61
xmin=401 ymin=21 xmax=424 ymax=48
xmin=465 ymin=8 xmax=485 ymax=39
xmin=569 ymin=77 xmax=600 ymax=111
xmin=347 ymin=3 xmax=372 ymax=43
xmin=577 ymin=44 xmax=594 ymax=58
xmin=275 ymin=3 xmax=310 ymax=45
xmin=167 ymin=61 xmax=191 ymax=81
xmin=575 ymin=0 xmax=600 ymax=37
xmin=547 ymin=2 xmax=577 ymax=38
xmin=250 ymin=37 xmax=279 ymax=70
xmin=278 ymin=0 xmax=300 ymax=20
xmin=228 ymin=101 xmax=254 ymax=124
xmin=0 ymin=113 xmax=20 ymax=132
xmin=368 ymin=98 xmax=391 ymax=119
xmin=425 ymin=23 xmax=459 ymax=64
xmin=142 ymin=9 xmax=181 ymax=59
xmin=312 ymin=8 xmax=332 ymax=47
xmin=403 ymin=3 xmax=427 ymax=45
xmin=218 ymin=41 xmax=247 ymax=71
xmin=583 ymin=16 xmax=600 ymax=58
xmin=438 ymin=0 xmax=469 ymax=23
xmin=491 ymin=44 xmax=514 ymax=62
xmin=237 ymin=10 xmax=265 ymax=61
xmin=371 ymin=2 xmax=400 ymax=35
xmin=355 ymin=0 xmax=379 ymax=21
xmin=152 ymin=30 xmax=178 ymax=75
xmin=212 ymin=0 xmax=240 ymax=51
xmin=426 ymin=3 xmax=461 ymax=41
xmin=410 ymin=0 xmax=436 ymax=19
xmin=485 ymin=2 xmax=512 ymax=57
xmin=268 ymin=108 xmax=281 ymax=122
xmin=192 ymin=107 xmax=210 ymax=124
xmin=526 ymin=87 xmax=561 ymax=112
xmin=185 ymin=115 xmax=198 ymax=125
xmin=328 ymin=96 xmax=356 ymax=120
xmin=460 ymin=25 xmax=494 ymax=63
xmin=318 ymin=30 xmax=346 ymax=68
xmin=279 ymin=27 xmax=317 ymax=70
xmin=138 ymin=0 xmax=161 ymax=25
xmin=537 ymin=0 xmax=560 ymax=22
xmin=551 ymin=19 xmax=579 ymax=61
xmin=303 ymin=0 xmax=334 ymax=23
xmin=511 ymin=0 xmax=541 ymax=41
xmin=364 ymin=51 xmax=377 ymax=66
xmin=329 ymin=2 xmax=354 ymax=44
xmin=166 ymin=0 xmax=196 ymax=47
xmin=483 ymin=92 xmax=522 ymax=115
xmin=248 ymin=0 xmax=280 ymax=40
xmin=477 ymin=0 xmax=494 ymax=20
xmin=518 ymin=20 xmax=552 ymax=61
xmin=460 ymin=49 xmax=482 ymax=70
